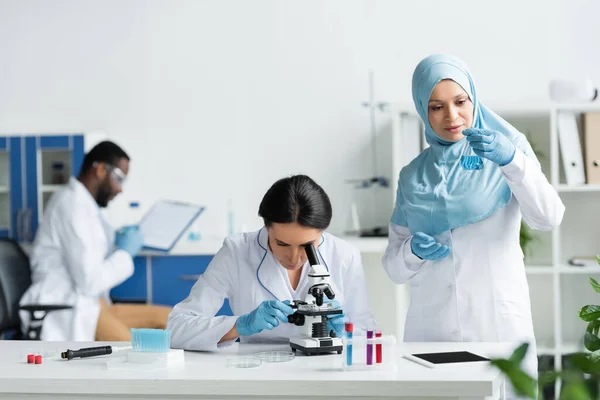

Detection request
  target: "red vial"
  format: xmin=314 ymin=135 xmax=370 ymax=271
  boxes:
xmin=375 ymin=331 xmax=382 ymax=363
xmin=27 ymin=354 xmax=35 ymax=364
xmin=34 ymin=355 xmax=42 ymax=364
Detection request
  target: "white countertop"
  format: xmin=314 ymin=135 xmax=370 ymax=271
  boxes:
xmin=0 ymin=341 xmax=511 ymax=399
xmin=20 ymin=236 xmax=388 ymax=257
xmin=143 ymin=235 xmax=389 ymax=256
xmin=20 ymin=236 xmax=388 ymax=258
xmin=139 ymin=238 xmax=226 ymax=256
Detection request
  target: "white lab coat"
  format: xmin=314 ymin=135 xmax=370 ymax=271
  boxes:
xmin=168 ymin=227 xmax=376 ymax=351
xmin=383 ymin=149 xmax=565 ymax=379
xmin=19 ymin=178 xmax=134 ymax=341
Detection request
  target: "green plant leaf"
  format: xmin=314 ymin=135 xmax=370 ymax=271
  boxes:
xmin=508 ymin=343 xmax=529 ymax=364
xmin=538 ymin=370 xmax=561 ymax=387
xmin=590 ymin=278 xmax=600 ymax=294
xmin=561 ymin=381 xmax=593 ymax=400
xmin=589 ymin=320 xmax=600 ymax=336
xmin=590 ymin=350 xmax=600 ymax=363
xmin=569 ymin=352 xmax=600 ymax=375
xmin=583 ymin=377 xmax=600 ymax=400
xmin=519 ymin=222 xmax=536 ymax=257
xmin=505 ymin=368 xmax=537 ymax=398
xmin=584 ymin=333 xmax=600 ymax=353
xmin=580 ymin=305 xmax=600 ymax=322
xmin=597 ymin=254 xmax=600 ymax=265
xmin=490 ymin=359 xmax=536 ymax=398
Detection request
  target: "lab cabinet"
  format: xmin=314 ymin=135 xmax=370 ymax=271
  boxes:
xmin=111 ymin=254 xmax=233 ymax=316
xmin=110 ymin=257 xmax=149 ymax=301
xmin=0 ymin=134 xmax=84 ymax=242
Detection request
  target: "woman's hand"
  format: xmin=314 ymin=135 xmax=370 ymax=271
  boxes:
xmin=235 ymin=300 xmax=294 ymax=336
xmin=410 ymin=232 xmax=450 ymax=260
xmin=323 ymin=299 xmax=347 ymax=338
xmin=463 ymin=128 xmax=516 ymax=166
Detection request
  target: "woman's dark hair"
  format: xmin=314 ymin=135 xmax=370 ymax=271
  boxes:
xmin=258 ymin=175 xmax=332 ymax=230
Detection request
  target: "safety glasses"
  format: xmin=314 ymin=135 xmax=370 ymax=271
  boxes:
xmin=92 ymin=162 xmax=126 ymax=187
xmin=92 ymin=161 xmax=127 ymax=186
xmin=106 ymin=164 xmax=127 ymax=187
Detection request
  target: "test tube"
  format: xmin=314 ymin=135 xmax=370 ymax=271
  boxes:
xmin=375 ymin=330 xmax=382 ymax=363
xmin=366 ymin=330 xmax=373 ymax=365
xmin=345 ymin=322 xmax=353 ymax=366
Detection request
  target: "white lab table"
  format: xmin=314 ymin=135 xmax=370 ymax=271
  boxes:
xmin=0 ymin=340 xmax=512 ymax=400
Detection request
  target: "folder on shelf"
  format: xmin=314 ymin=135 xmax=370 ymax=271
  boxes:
xmin=583 ymin=112 xmax=600 ymax=184
xmin=557 ymin=111 xmax=586 ymax=185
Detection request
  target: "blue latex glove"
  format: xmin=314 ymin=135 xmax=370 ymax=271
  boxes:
xmin=115 ymin=225 xmax=144 ymax=257
xmin=324 ymin=299 xmax=347 ymax=338
xmin=236 ymin=300 xmax=294 ymax=336
xmin=463 ymin=128 xmax=516 ymax=166
xmin=410 ymin=232 xmax=451 ymax=260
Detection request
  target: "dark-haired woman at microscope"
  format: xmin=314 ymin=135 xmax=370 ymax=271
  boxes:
xmin=168 ymin=175 xmax=377 ymax=351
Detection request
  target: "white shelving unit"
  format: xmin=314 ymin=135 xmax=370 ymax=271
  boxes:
xmin=556 ymin=184 xmax=600 ymax=192
xmin=41 ymin=184 xmax=64 ymax=192
xmin=525 ymin=265 xmax=554 ymax=275
xmin=548 ymin=102 xmax=600 ymax=397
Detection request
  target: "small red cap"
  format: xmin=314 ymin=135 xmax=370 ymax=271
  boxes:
xmin=34 ymin=355 xmax=42 ymax=364
xmin=375 ymin=331 xmax=382 ymax=337
xmin=344 ymin=322 xmax=354 ymax=332
xmin=27 ymin=354 xmax=35 ymax=364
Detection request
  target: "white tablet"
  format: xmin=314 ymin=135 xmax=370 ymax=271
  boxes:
xmin=403 ymin=351 xmax=490 ymax=368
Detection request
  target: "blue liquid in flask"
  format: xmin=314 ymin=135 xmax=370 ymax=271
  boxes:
xmin=460 ymin=142 xmax=483 ymax=170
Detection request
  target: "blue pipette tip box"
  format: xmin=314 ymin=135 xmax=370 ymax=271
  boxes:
xmin=131 ymin=328 xmax=171 ymax=353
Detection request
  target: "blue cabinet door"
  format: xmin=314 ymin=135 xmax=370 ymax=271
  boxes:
xmin=8 ymin=137 xmax=23 ymax=240
xmin=23 ymin=134 xmax=85 ymax=241
xmin=151 ymin=256 xmax=232 ymax=316
xmin=110 ymin=256 xmax=148 ymax=302
xmin=24 ymin=137 xmax=38 ymax=240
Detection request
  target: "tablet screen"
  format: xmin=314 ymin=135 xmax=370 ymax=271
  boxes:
xmin=411 ymin=351 xmax=489 ymax=364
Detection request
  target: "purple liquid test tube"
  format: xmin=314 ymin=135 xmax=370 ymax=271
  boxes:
xmin=366 ymin=330 xmax=373 ymax=365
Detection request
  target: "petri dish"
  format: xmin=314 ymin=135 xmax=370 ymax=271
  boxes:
xmin=253 ymin=351 xmax=295 ymax=363
xmin=227 ymin=356 xmax=262 ymax=368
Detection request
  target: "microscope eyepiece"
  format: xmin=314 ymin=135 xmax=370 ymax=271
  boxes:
xmin=303 ymin=243 xmax=319 ymax=266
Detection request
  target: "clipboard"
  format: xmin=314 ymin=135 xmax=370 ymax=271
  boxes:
xmin=138 ymin=200 xmax=205 ymax=252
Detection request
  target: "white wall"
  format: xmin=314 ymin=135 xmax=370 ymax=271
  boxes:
xmin=549 ymin=0 xmax=600 ymax=82
xmin=0 ymin=0 xmax=560 ymax=237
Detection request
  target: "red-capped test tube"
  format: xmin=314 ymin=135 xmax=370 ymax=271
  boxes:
xmin=375 ymin=330 xmax=382 ymax=363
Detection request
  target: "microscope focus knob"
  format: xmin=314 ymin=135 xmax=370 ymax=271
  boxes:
xmin=287 ymin=313 xmax=305 ymax=326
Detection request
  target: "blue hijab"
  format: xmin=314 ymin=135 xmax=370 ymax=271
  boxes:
xmin=391 ymin=54 xmax=537 ymax=236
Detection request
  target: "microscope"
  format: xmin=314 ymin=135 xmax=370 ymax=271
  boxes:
xmin=287 ymin=243 xmax=344 ymax=356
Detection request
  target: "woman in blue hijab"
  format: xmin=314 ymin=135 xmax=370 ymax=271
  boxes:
xmin=383 ymin=54 xmax=565 ymax=385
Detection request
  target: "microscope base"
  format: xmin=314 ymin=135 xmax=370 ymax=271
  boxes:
xmin=289 ymin=337 xmax=343 ymax=356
